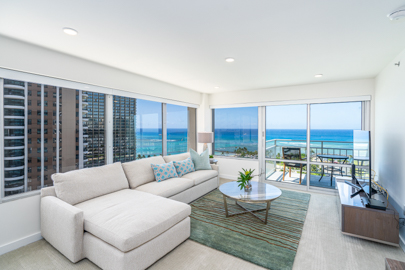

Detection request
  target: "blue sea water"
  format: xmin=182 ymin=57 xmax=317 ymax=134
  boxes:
xmin=134 ymin=128 xmax=367 ymax=157
xmin=214 ymin=129 xmax=362 ymax=156
xmin=136 ymin=128 xmax=188 ymax=156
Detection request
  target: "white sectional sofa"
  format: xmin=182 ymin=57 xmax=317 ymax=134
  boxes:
xmin=40 ymin=152 xmax=219 ymax=270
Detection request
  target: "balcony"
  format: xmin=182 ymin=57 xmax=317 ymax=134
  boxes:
xmin=265 ymin=139 xmax=370 ymax=189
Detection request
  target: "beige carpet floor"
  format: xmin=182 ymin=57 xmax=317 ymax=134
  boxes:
xmin=0 ymin=178 xmax=404 ymax=270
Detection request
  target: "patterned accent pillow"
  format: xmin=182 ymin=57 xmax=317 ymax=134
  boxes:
xmin=173 ymin=157 xmax=195 ymax=177
xmin=151 ymin=161 xmax=179 ymax=182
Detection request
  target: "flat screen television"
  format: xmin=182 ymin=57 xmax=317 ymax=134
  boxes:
xmin=347 ymin=130 xmax=386 ymax=210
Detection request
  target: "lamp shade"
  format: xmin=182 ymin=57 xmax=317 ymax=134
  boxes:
xmin=197 ymin=132 xmax=214 ymax=143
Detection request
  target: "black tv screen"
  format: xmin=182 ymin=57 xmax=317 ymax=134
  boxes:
xmin=353 ymin=130 xmax=371 ymax=198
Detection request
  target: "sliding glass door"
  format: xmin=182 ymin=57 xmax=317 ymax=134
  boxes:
xmin=309 ymin=102 xmax=363 ymax=189
xmin=265 ymin=105 xmax=307 ymax=186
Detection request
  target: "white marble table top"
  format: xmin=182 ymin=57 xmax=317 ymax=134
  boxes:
xmin=219 ymin=181 xmax=282 ymax=202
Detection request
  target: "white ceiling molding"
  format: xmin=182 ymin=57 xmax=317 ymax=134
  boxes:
xmin=210 ymin=95 xmax=372 ymax=109
xmin=0 ymin=67 xmax=199 ymax=108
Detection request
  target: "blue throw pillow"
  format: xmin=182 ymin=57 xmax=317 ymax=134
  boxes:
xmin=190 ymin=149 xmax=211 ymax=170
xmin=151 ymin=161 xmax=179 ymax=182
xmin=173 ymin=157 xmax=195 ymax=177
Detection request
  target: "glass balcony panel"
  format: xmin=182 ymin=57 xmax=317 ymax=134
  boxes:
xmin=4 ymin=128 xmax=24 ymax=137
xmin=265 ymin=160 xmax=307 ymax=186
xmin=4 ymin=108 xmax=25 ymax=116
xmin=5 ymin=118 xmax=25 ymax=126
xmin=5 ymin=159 xmax=25 ymax=168
xmin=4 ymin=88 xmax=24 ymax=97
xmin=5 ymin=169 xmax=25 ymax=178
xmin=5 ymin=149 xmax=25 ymax=157
xmin=4 ymin=98 xmax=25 ymax=107
xmin=4 ymin=139 xmax=25 ymax=147
xmin=5 ymin=180 xmax=25 ymax=189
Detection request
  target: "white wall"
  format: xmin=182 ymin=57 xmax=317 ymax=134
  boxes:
xmin=0 ymin=35 xmax=202 ymax=105
xmin=375 ymin=48 xmax=405 ymax=248
xmin=0 ymin=195 xmax=41 ymax=255
xmin=216 ymin=158 xmax=259 ymax=181
xmin=209 ymin=79 xmax=376 ymax=178
xmin=209 ymin=78 xmax=375 ymax=106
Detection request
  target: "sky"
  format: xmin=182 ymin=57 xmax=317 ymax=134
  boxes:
xmin=215 ymin=102 xmax=362 ymax=130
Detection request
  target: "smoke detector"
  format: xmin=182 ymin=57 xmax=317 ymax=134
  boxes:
xmin=387 ymin=6 xmax=405 ymax=21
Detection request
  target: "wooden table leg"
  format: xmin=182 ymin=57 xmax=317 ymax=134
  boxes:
xmin=223 ymin=195 xmax=229 ymax=218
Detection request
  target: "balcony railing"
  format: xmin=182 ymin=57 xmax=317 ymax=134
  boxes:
xmin=265 ymin=139 xmax=370 ymax=180
xmin=265 ymin=139 xmax=369 ymax=160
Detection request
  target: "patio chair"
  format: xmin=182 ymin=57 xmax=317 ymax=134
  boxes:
xmin=282 ymin=147 xmax=306 ymax=184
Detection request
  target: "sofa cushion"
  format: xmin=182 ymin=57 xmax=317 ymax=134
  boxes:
xmin=163 ymin=152 xmax=190 ymax=163
xmin=151 ymin=161 xmax=179 ymax=182
xmin=52 ymin=162 xmax=129 ymax=205
xmin=122 ymin=156 xmax=166 ymax=189
xmin=190 ymin=149 xmax=211 ymax=170
xmin=135 ymin=178 xmax=193 ymax=197
xmin=181 ymin=170 xmax=218 ymax=185
xmin=173 ymin=157 xmax=195 ymax=177
xmin=75 ymin=189 xmax=191 ymax=252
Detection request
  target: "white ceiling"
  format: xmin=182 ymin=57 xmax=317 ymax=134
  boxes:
xmin=1 ymin=0 xmax=405 ymax=94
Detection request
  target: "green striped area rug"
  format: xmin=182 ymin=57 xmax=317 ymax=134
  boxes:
xmin=189 ymin=188 xmax=311 ymax=270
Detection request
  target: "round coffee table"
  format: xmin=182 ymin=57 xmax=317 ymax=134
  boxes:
xmin=219 ymin=181 xmax=282 ymax=224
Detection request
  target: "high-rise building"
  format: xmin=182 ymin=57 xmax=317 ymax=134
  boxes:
xmin=113 ymin=95 xmax=136 ymax=163
xmin=3 ymin=79 xmax=26 ymax=196
xmin=2 ymin=80 xmax=105 ymax=197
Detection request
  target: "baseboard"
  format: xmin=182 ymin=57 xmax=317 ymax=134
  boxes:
xmin=219 ymin=174 xmax=238 ymax=181
xmin=0 ymin=232 xmax=42 ymax=256
xmin=400 ymin=234 xmax=405 ymax=252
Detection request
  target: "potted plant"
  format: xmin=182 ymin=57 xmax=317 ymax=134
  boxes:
xmin=209 ymin=154 xmax=214 ymax=163
xmin=237 ymin=168 xmax=255 ymax=191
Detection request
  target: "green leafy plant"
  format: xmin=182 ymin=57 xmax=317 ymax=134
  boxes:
xmin=237 ymin=168 xmax=255 ymax=190
xmin=209 ymin=155 xmax=214 ymax=158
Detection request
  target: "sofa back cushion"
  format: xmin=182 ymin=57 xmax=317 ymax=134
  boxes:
xmin=121 ymin=156 xmax=166 ymax=188
xmin=163 ymin=152 xmax=190 ymax=163
xmin=52 ymin=162 xmax=129 ymax=205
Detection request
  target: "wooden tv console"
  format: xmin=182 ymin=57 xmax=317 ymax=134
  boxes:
xmin=336 ymin=181 xmax=399 ymax=246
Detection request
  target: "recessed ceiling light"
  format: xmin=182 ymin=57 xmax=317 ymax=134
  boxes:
xmin=214 ymin=86 xmax=220 ymax=89
xmin=225 ymin=58 xmax=235 ymax=63
xmin=63 ymin=27 xmax=78 ymax=36
xmin=314 ymin=74 xmax=323 ymax=78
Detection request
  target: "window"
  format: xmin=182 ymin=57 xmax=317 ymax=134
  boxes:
xmin=167 ymin=104 xmax=196 ymax=155
xmin=1 ymin=77 xmax=197 ymax=199
xmin=213 ymin=107 xmax=258 ymax=158
xmin=113 ymin=96 xmax=136 ymax=163
xmin=135 ymin=99 xmax=162 ymax=159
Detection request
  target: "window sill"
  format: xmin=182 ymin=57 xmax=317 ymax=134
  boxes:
xmin=1 ymin=190 xmax=41 ymax=204
xmin=214 ymin=156 xmax=258 ymax=161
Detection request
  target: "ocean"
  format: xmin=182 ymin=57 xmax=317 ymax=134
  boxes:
xmin=135 ymin=128 xmax=368 ymax=158
xmin=214 ymin=129 xmax=368 ymax=157
xmin=136 ymin=128 xmax=188 ymax=156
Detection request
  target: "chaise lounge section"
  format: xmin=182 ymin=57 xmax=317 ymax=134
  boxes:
xmin=40 ymin=152 xmax=218 ymax=270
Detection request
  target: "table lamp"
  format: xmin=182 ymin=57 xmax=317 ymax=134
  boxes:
xmin=197 ymin=132 xmax=214 ymax=152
